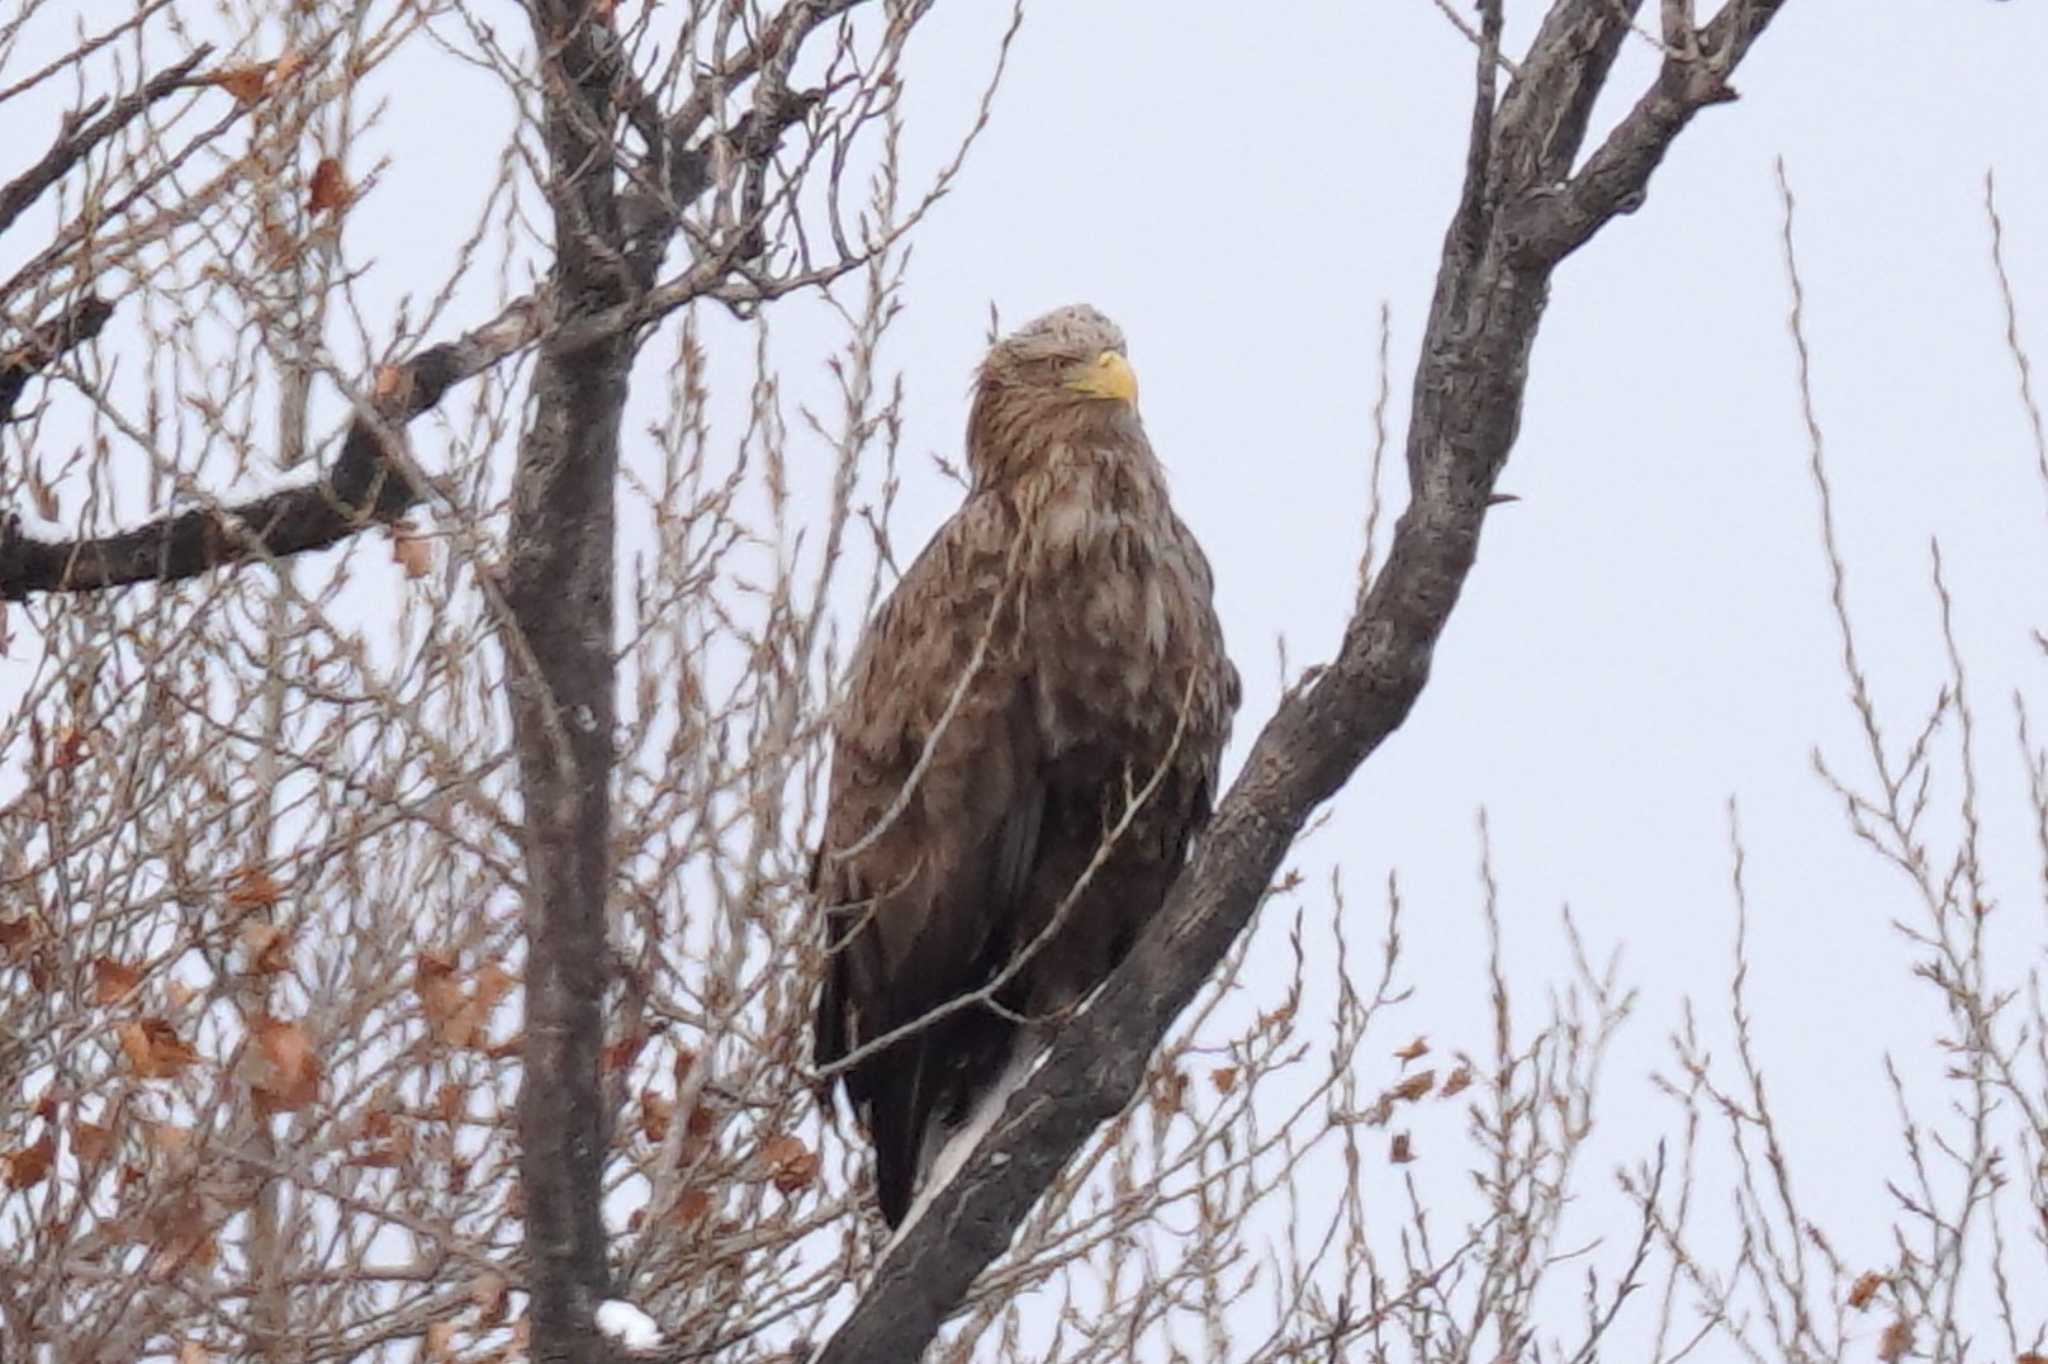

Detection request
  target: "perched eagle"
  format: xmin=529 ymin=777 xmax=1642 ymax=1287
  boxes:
xmin=812 ymin=304 xmax=1240 ymax=1228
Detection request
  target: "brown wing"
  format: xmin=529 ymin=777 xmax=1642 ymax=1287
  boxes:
xmin=811 ymin=493 xmax=1046 ymax=1225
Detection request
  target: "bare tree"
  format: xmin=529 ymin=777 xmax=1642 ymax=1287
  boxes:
xmin=1 ymin=3 xmax=990 ymax=1358
xmin=35 ymin=1 xmax=2011 ymax=1362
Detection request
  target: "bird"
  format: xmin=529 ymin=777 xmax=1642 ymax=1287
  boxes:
xmin=811 ymin=303 xmax=1240 ymax=1229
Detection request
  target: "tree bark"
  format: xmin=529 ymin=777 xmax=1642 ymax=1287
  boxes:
xmin=503 ymin=327 xmax=632 ymax=1358
xmin=507 ymin=2 xmax=852 ymax=1353
xmin=507 ymin=4 xmax=640 ymax=1355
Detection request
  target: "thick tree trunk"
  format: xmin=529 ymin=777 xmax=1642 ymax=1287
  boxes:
xmin=509 ymin=5 xmax=633 ymax=1356
xmin=504 ymin=333 xmax=631 ymax=1357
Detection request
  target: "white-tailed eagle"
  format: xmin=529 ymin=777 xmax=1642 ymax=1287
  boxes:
xmin=813 ymin=304 xmax=1239 ymax=1227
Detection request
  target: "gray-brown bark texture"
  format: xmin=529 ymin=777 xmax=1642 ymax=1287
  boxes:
xmin=807 ymin=1 xmax=1788 ymax=1359
xmin=509 ymin=3 xmax=847 ymax=1355
xmin=509 ymin=5 xmax=635 ymax=1354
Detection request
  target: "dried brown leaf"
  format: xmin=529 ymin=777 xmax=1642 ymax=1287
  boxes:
xmin=416 ymin=950 xmax=469 ymax=1044
xmin=473 ymin=962 xmax=516 ymax=1010
xmin=759 ymin=1134 xmax=818 ymax=1195
xmin=641 ymin=1091 xmax=673 ymax=1145
xmin=93 ymin=956 xmax=143 ymax=1005
xmin=351 ymin=1110 xmax=412 ymax=1169
xmin=249 ymin=1015 xmax=321 ymax=1115
xmin=1257 ymin=999 xmax=1297 ymax=1033
xmin=351 ymin=1143 xmax=404 ymax=1170
xmin=471 ymin=1268 xmax=509 ymax=1324
xmin=72 ymin=1119 xmax=111 ymax=1165
xmin=226 ymin=867 xmax=283 ymax=913
xmin=683 ymin=1098 xmax=714 ymax=1144
xmin=119 ymin=1018 xmax=200 ymax=1079
xmin=1394 ymin=1035 xmax=1429 ymax=1064
xmin=4 ymin=1130 xmax=55 ymax=1189
xmin=1390 ymin=1132 xmax=1414 ymax=1164
xmin=1149 ymin=1066 xmax=1187 ymax=1119
xmin=238 ymin=922 xmax=293 ymax=974
xmin=391 ymin=528 xmax=433 ymax=579
xmin=308 ymin=158 xmax=352 ymax=217
xmin=605 ymin=1030 xmax=648 ymax=1074
xmin=149 ymin=1122 xmax=192 ymax=1157
xmin=51 ymin=724 xmax=90 ymax=769
xmin=208 ymin=64 xmax=268 ymax=105
xmin=1390 ymin=1069 xmax=1435 ymax=1104
xmin=1846 ymin=1270 xmax=1884 ymax=1310
xmin=673 ymin=1188 xmax=712 ymax=1224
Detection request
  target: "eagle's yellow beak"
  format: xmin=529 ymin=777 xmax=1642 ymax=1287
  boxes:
xmin=1064 ymin=350 xmax=1139 ymax=405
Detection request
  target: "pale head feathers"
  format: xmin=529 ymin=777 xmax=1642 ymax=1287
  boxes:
xmin=990 ymin=303 xmax=1127 ymax=370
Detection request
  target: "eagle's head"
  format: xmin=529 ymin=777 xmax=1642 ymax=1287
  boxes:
xmin=967 ymin=304 xmax=1145 ymax=487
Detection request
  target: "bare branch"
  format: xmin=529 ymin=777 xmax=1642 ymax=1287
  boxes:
xmin=0 ymin=299 xmax=538 ymax=600
xmin=0 ymin=292 xmax=112 ymax=424
xmin=1506 ymin=0 xmax=1787 ymax=266
xmin=0 ymin=46 xmax=210 ymax=238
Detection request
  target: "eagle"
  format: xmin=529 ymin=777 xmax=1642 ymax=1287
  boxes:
xmin=812 ymin=304 xmax=1240 ymax=1228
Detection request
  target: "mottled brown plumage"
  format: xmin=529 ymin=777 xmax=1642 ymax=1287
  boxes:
xmin=812 ymin=304 xmax=1239 ymax=1228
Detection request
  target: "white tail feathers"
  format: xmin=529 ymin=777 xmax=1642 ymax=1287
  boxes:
xmin=892 ymin=1040 xmax=1043 ymax=1249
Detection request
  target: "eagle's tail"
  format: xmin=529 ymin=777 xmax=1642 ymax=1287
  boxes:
xmin=867 ymin=1007 xmax=1026 ymax=1229
xmin=889 ymin=1029 xmax=1041 ymax=1237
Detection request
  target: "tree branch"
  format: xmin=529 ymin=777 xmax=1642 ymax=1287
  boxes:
xmin=1507 ymin=0 xmax=1789 ymax=267
xmin=0 ymin=25 xmax=828 ymax=606
xmin=508 ymin=5 xmax=636 ymax=1359
xmin=0 ymin=46 xmax=211 ymax=239
xmin=1489 ymin=0 xmax=1641 ymax=196
xmin=811 ymin=1 xmax=1794 ymax=1358
xmin=0 ymin=293 xmax=113 ymax=424
xmin=0 ymin=298 xmax=539 ymax=601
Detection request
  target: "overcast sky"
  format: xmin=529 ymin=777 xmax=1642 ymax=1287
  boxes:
xmin=7 ymin=0 xmax=2048 ymax=1356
